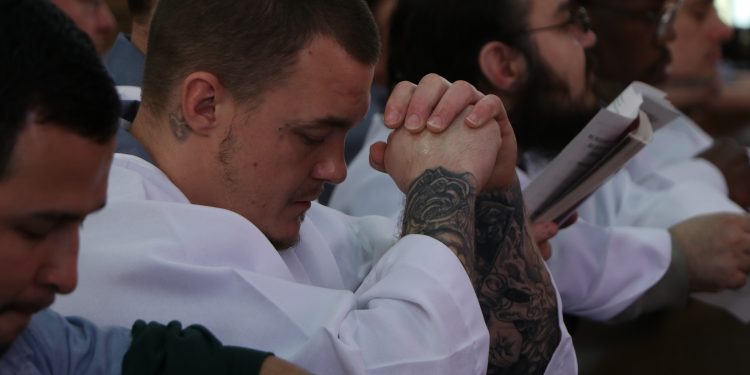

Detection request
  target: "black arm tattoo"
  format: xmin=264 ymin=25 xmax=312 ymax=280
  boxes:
xmin=401 ymin=167 xmax=478 ymax=284
xmin=475 ymin=177 xmax=561 ymax=375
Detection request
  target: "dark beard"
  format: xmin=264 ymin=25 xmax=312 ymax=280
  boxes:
xmin=510 ymin=52 xmax=601 ymax=160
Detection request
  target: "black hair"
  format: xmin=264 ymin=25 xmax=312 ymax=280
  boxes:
xmin=126 ymin=0 xmax=153 ymax=19
xmin=388 ymin=0 xmax=533 ymax=92
xmin=0 ymin=0 xmax=120 ymax=178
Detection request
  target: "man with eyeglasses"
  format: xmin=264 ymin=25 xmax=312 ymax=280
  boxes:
xmin=567 ymin=0 xmax=750 ymax=372
xmin=333 ymin=0 xmax=750 ymax=335
xmin=584 ymin=0 xmax=750 ymax=210
xmin=582 ymin=0 xmax=684 ymax=90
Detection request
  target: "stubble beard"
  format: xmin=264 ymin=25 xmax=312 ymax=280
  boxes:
xmin=270 ymin=213 xmax=305 ymax=251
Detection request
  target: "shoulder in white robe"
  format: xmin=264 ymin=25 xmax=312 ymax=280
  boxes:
xmin=55 ymin=154 xmax=493 ymax=375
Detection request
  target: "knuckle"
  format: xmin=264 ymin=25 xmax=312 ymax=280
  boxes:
xmin=731 ymin=273 xmax=747 ymax=288
xmin=420 ymin=73 xmax=442 ymax=84
xmin=393 ymin=80 xmax=416 ymax=93
xmin=487 ymin=94 xmax=505 ymax=109
xmin=452 ymin=80 xmax=476 ymax=94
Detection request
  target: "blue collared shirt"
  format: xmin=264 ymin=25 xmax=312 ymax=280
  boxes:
xmin=103 ymin=33 xmax=145 ymax=87
xmin=0 ymin=309 xmax=131 ymax=374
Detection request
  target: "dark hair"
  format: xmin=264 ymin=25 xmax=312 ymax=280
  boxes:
xmin=141 ymin=0 xmax=380 ymax=118
xmin=127 ymin=0 xmax=154 ymax=21
xmin=0 ymin=0 xmax=120 ymax=178
xmin=388 ymin=0 xmax=532 ymax=91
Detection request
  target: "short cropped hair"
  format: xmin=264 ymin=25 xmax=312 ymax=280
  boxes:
xmin=0 ymin=0 xmax=120 ymax=179
xmin=126 ymin=0 xmax=154 ymax=21
xmin=141 ymin=0 xmax=380 ymax=117
xmin=388 ymin=0 xmax=532 ymax=91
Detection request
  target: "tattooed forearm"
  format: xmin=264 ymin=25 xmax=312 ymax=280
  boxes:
xmin=402 ymin=167 xmax=478 ymax=283
xmin=402 ymin=169 xmax=560 ymax=374
xmin=475 ymin=177 xmax=561 ymax=375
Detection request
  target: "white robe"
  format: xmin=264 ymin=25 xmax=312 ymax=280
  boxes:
xmin=625 ymin=113 xmax=727 ymax=194
xmin=331 ymin=115 xmax=675 ymax=323
xmin=53 ymin=154 xmax=574 ymax=374
xmin=623 ymin=113 xmax=750 ymax=322
xmin=522 ymin=152 xmax=743 ymax=230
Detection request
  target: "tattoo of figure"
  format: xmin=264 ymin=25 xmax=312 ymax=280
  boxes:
xmin=475 ymin=177 xmax=561 ymax=375
xmin=401 ymin=169 xmax=559 ymax=375
xmin=169 ymin=108 xmax=191 ymax=141
xmin=401 ymin=167 xmax=478 ymax=283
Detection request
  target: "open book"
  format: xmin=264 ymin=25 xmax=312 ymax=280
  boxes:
xmin=523 ymin=82 xmax=679 ymax=224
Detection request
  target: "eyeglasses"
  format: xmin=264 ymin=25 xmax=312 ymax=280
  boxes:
xmin=588 ymin=0 xmax=684 ymax=39
xmin=512 ymin=6 xmax=592 ymax=37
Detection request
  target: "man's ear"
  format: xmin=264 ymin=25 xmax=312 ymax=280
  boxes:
xmin=180 ymin=72 xmax=230 ymax=136
xmin=478 ymin=41 xmax=527 ymax=92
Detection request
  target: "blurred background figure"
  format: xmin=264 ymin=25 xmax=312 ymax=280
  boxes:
xmin=569 ymin=0 xmax=750 ymax=373
xmin=667 ymin=0 xmax=750 ymax=144
xmin=663 ymin=0 xmax=733 ymax=107
xmin=51 ymin=0 xmax=116 ymax=54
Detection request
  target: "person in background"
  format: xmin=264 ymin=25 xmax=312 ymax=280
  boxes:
xmin=49 ymin=0 xmax=116 ymax=54
xmin=582 ymin=0 xmax=750 ymax=209
xmin=332 ymin=0 xmax=750 ymax=325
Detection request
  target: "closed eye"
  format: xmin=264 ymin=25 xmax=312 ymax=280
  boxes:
xmin=15 ymin=223 xmax=56 ymax=242
xmin=298 ymin=132 xmax=327 ymax=145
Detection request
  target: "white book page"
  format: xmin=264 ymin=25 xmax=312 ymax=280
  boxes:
xmin=536 ymin=112 xmax=652 ymax=223
xmin=523 ymin=82 xmax=678 ymax=218
xmin=524 ymin=96 xmax=641 ymax=217
xmin=630 ymin=81 xmax=681 ymax=131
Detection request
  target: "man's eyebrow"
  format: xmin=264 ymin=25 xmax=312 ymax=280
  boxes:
xmin=288 ymin=116 xmax=354 ymax=130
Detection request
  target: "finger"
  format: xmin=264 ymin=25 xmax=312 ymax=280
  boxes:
xmin=402 ymin=73 xmax=451 ymax=133
xmin=369 ymin=142 xmax=387 ymax=173
xmin=537 ymin=241 xmax=553 ymax=261
xmin=383 ymin=81 xmax=417 ymax=129
xmin=465 ymin=94 xmax=505 ymax=129
xmin=560 ymin=213 xmax=579 ymax=229
xmin=738 ymin=253 xmax=750 ymax=275
xmin=530 ymin=221 xmax=559 ymax=243
xmin=424 ymin=80 xmax=483 ymax=133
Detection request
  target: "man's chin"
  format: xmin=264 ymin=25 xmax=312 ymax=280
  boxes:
xmin=269 ymin=215 xmax=305 ymax=251
xmin=271 ymin=234 xmax=301 ymax=251
xmin=0 ymin=310 xmax=34 ymax=354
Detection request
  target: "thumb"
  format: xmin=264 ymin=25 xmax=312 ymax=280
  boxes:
xmin=369 ymin=142 xmax=387 ymax=173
